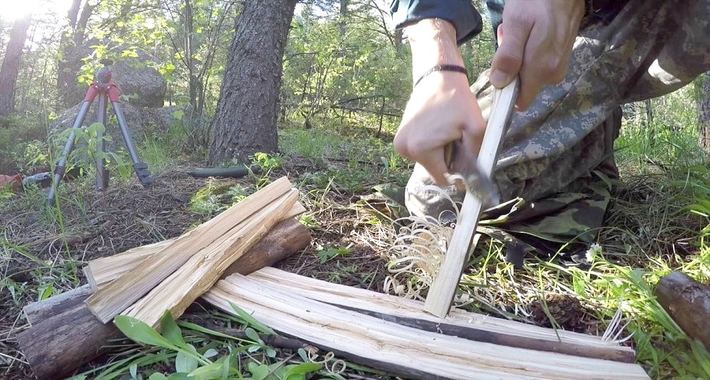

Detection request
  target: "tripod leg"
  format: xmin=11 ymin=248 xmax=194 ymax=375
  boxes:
xmin=95 ymin=94 xmax=109 ymax=190
xmin=47 ymin=101 xmax=93 ymax=203
xmin=110 ymin=102 xmax=153 ymax=187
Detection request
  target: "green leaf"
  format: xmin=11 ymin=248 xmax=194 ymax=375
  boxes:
xmin=148 ymin=374 xmax=168 ymax=380
xmin=121 ymin=49 xmax=139 ymax=58
xmin=244 ymin=327 xmax=261 ymax=343
xmin=221 ymin=353 xmax=231 ymax=380
xmin=171 ymin=110 xmax=184 ymax=120
xmin=38 ymin=284 xmax=55 ymax=301
xmin=178 ymin=321 xmax=247 ymax=342
xmin=316 ymin=246 xmax=350 ymax=264
xmin=175 ymin=351 xmax=198 ymax=373
xmin=296 ymin=348 xmax=309 ymax=362
xmin=114 ymin=315 xmax=178 ymax=350
xmin=229 ymin=303 xmax=275 ymax=335
xmin=87 ymin=122 xmax=106 ymax=135
xmin=166 ymin=374 xmax=190 ymax=380
xmin=203 ymin=348 xmax=219 ymax=359
xmin=247 ymin=362 xmax=270 ymax=380
xmin=188 ymin=356 xmax=235 ymax=380
xmin=282 ymin=362 xmax=322 ymax=380
xmin=160 ymin=311 xmax=186 ymax=348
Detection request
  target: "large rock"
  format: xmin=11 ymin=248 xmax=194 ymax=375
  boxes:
xmin=59 ymin=44 xmax=167 ymax=108
xmin=49 ymin=102 xmax=179 ymax=147
xmin=111 ymin=49 xmax=167 ymax=108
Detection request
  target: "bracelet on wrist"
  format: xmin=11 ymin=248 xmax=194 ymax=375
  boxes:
xmin=414 ymin=64 xmax=468 ymax=87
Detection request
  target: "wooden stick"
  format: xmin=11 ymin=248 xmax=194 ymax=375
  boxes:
xmin=17 ymin=218 xmax=311 ymax=380
xmin=84 ymin=202 xmax=306 ymax=290
xmin=425 ymin=79 xmax=519 ymax=318
xmin=86 ymin=177 xmax=294 ymax=323
xmin=204 ymin=274 xmax=649 ymax=380
xmin=249 ymin=267 xmax=635 ymax=362
xmin=122 ymin=189 xmax=299 ymax=327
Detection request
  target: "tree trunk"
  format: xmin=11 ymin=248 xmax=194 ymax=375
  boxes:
xmin=208 ymin=0 xmax=297 ymax=164
xmin=184 ymin=0 xmax=198 ymax=112
xmin=0 ymin=15 xmax=31 ymax=117
xmin=56 ymin=0 xmax=94 ymax=109
xmin=339 ymin=0 xmax=349 ymax=36
xmin=698 ymin=73 xmax=710 ymax=155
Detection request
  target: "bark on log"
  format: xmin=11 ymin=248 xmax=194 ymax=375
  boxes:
xmin=23 ymin=284 xmax=92 ymax=325
xmin=654 ymin=271 xmax=710 ymax=349
xmin=17 ymin=218 xmax=310 ymax=380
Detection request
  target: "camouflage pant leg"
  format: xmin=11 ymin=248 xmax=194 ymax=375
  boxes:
xmin=405 ymin=0 xmax=710 ymax=253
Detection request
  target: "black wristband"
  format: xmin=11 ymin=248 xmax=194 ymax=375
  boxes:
xmin=414 ymin=64 xmax=468 ymax=87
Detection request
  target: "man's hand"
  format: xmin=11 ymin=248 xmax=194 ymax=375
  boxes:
xmin=394 ymin=19 xmax=486 ymax=185
xmin=490 ymin=0 xmax=584 ymax=110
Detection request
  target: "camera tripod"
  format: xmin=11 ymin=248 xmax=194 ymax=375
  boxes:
xmin=48 ymin=59 xmax=153 ymax=202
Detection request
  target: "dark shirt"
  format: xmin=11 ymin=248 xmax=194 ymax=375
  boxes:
xmin=389 ymin=0 xmax=485 ymax=44
xmin=390 ymin=0 xmax=626 ymax=45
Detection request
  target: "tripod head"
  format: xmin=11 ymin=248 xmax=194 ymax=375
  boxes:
xmin=95 ymin=59 xmax=114 ymax=85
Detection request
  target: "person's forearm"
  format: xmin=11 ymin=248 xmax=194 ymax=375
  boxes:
xmin=404 ymin=19 xmax=465 ymax=83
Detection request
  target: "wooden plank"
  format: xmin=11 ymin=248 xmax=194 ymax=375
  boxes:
xmin=17 ymin=218 xmax=311 ymax=380
xmin=86 ymin=177 xmax=294 ymax=323
xmin=83 ymin=203 xmax=306 ymax=290
xmin=425 ymin=78 xmax=519 ymax=317
xmin=249 ymin=267 xmax=635 ymax=362
xmin=204 ymin=274 xmax=649 ymax=380
xmin=122 ymin=189 xmax=299 ymax=327
xmin=84 ymin=239 xmax=175 ymax=291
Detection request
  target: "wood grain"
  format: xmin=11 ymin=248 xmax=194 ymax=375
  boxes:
xmin=86 ymin=177 xmax=294 ymax=323
xmin=84 ymin=203 xmax=306 ymax=290
xmin=122 ymin=189 xmax=299 ymax=327
xmin=204 ymin=273 xmax=649 ymax=380
xmin=425 ymin=78 xmax=519 ymax=317
xmin=249 ymin=267 xmax=635 ymax=362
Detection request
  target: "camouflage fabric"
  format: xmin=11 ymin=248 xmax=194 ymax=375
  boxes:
xmin=404 ymin=0 xmax=710 ymax=262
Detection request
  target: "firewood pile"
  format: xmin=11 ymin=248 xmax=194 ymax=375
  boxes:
xmin=17 ymin=177 xmax=650 ymax=379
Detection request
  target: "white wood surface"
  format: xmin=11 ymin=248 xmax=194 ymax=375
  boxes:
xmin=425 ymin=78 xmax=519 ymax=317
xmin=203 ymin=273 xmax=649 ymax=380
xmin=83 ymin=202 xmax=306 ymax=291
xmin=250 ymin=267 xmax=632 ymax=352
